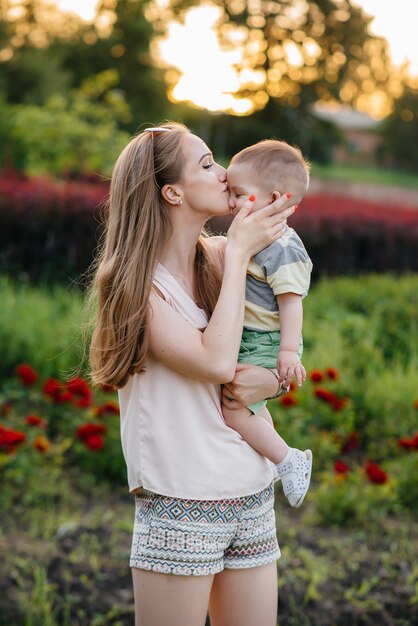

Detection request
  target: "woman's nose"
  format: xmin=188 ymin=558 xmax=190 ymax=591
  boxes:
xmin=228 ymin=196 xmax=235 ymax=209
xmin=216 ymin=164 xmax=227 ymax=181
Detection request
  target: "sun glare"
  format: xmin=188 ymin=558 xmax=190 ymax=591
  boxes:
xmin=157 ymin=5 xmax=252 ymax=115
xmin=54 ymin=0 xmax=98 ymax=22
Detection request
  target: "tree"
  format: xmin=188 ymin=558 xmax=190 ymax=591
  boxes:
xmin=52 ymin=0 xmax=169 ymax=128
xmin=380 ymin=83 xmax=418 ymax=171
xmin=7 ymin=71 xmax=131 ymax=176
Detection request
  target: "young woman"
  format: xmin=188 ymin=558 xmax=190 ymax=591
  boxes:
xmin=88 ymin=122 xmax=295 ymax=626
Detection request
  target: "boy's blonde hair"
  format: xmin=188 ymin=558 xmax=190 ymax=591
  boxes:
xmin=230 ymin=139 xmax=310 ymax=204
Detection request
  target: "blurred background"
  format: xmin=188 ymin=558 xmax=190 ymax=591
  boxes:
xmin=0 ymin=1 xmax=417 ymax=625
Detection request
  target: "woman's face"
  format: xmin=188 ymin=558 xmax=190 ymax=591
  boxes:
xmin=180 ymin=134 xmax=229 ymax=217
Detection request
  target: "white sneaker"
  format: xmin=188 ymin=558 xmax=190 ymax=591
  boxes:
xmin=274 ymin=448 xmax=313 ymax=508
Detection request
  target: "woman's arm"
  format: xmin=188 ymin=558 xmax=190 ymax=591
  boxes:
xmin=149 ymin=197 xmax=295 ymax=384
xmin=221 ymin=363 xmax=280 ymax=407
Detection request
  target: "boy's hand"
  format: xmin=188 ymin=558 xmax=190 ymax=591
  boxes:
xmin=278 ymin=350 xmax=306 ymax=388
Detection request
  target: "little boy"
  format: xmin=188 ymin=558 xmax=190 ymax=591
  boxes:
xmin=223 ymin=139 xmax=313 ymax=508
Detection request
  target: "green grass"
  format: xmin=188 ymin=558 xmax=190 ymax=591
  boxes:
xmin=311 ymin=162 xmax=418 ymax=189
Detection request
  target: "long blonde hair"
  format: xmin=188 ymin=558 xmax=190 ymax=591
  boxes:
xmin=87 ymin=122 xmax=221 ymax=389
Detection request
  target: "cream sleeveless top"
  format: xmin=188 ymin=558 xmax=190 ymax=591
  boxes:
xmin=118 ymin=262 xmax=273 ymax=499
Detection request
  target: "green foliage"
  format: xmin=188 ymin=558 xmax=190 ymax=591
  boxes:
xmin=7 ymin=71 xmax=131 ymax=176
xmin=1 ymin=273 xmax=418 ymax=527
xmin=380 ymin=84 xmax=418 ymax=172
xmin=0 ymin=276 xmax=86 ymax=382
xmin=311 ymin=162 xmax=418 ymax=189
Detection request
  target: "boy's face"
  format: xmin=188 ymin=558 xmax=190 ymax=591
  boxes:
xmin=227 ymin=163 xmax=272 ymax=216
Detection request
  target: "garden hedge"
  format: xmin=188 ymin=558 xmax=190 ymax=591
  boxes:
xmin=1 ymin=173 xmax=418 ymax=284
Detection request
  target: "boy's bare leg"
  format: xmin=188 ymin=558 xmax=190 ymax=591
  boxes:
xmin=222 ymin=405 xmax=289 ymax=464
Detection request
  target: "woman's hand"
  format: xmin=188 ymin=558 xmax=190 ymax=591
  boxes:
xmin=222 ymin=363 xmax=279 ymax=408
xmin=226 ymin=194 xmax=295 ymax=261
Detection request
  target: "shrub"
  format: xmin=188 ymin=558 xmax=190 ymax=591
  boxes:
xmin=0 ymin=174 xmax=108 ymax=283
xmin=0 ymin=366 xmax=125 ymax=506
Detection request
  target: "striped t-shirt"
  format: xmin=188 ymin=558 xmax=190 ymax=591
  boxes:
xmin=244 ymin=226 xmax=312 ymax=332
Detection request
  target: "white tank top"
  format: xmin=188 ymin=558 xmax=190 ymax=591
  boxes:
xmin=118 ymin=262 xmax=273 ymax=499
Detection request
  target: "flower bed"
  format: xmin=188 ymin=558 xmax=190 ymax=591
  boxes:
xmin=1 ymin=174 xmax=418 ymax=283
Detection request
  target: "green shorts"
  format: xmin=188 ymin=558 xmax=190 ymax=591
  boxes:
xmin=237 ymin=328 xmax=302 ymax=415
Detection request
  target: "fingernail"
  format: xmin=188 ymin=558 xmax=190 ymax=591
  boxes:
xmin=249 ymin=194 xmax=256 ymax=201
xmin=294 ymin=204 xmax=299 ymax=211
xmin=286 ymin=192 xmax=292 ymax=199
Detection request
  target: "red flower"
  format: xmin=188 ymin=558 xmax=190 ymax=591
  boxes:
xmin=25 ymin=414 xmax=47 ymax=429
xmin=325 ymin=367 xmax=339 ymax=380
xmin=413 ymin=400 xmax=418 ymax=410
xmin=43 ymin=378 xmax=63 ymax=399
xmin=309 ymin=370 xmax=324 ymax=383
xmin=279 ymin=394 xmax=298 ymax=407
xmin=341 ymin=432 xmax=359 ymax=453
xmin=398 ymin=433 xmax=418 ymax=450
xmin=315 ymin=388 xmax=347 ymax=411
xmin=56 ymin=390 xmax=73 ymax=404
xmin=16 ymin=364 xmax=38 ymax=386
xmin=74 ymin=396 xmax=92 ymax=409
xmin=34 ymin=435 xmax=51 ymax=453
xmin=95 ymin=401 xmax=119 ymax=417
xmin=67 ymin=376 xmax=92 ymax=399
xmin=76 ymin=422 xmax=107 ymax=441
xmin=334 ymin=459 xmax=351 ymax=474
xmin=0 ymin=426 xmax=26 ymax=453
xmin=85 ymin=434 xmax=105 ymax=451
xmin=43 ymin=379 xmax=73 ymax=403
xmin=365 ymin=460 xmax=388 ymax=484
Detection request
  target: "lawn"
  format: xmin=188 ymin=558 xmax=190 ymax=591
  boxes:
xmin=311 ymin=162 xmax=418 ymax=189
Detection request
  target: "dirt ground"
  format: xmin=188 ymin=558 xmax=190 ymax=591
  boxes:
xmin=1 ymin=488 xmax=417 ymax=626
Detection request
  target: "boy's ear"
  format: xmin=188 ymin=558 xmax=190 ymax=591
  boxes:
xmin=161 ymin=184 xmax=183 ymax=206
xmin=272 ymin=190 xmax=281 ymax=201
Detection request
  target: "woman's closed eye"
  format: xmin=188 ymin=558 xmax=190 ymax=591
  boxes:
xmin=203 ymin=162 xmax=214 ymax=169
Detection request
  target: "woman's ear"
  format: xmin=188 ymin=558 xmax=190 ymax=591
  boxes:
xmin=161 ymin=184 xmax=183 ymax=206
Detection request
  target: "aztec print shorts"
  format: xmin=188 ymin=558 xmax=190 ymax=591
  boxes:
xmin=130 ymin=483 xmax=280 ymax=576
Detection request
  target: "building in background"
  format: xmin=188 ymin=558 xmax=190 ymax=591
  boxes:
xmin=312 ymin=103 xmax=382 ymax=165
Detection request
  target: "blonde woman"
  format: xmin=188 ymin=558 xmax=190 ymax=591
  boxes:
xmin=88 ymin=122 xmax=295 ymax=626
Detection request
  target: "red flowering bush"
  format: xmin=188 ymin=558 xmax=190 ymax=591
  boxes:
xmin=2 ymin=176 xmax=418 ymax=284
xmin=0 ymin=364 xmax=124 ymax=486
xmin=0 ymin=174 xmax=108 ymax=283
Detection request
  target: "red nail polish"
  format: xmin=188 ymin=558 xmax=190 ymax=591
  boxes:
xmin=294 ymin=204 xmax=299 ymax=211
xmin=249 ymin=194 xmax=256 ymax=201
xmin=286 ymin=192 xmax=292 ymax=199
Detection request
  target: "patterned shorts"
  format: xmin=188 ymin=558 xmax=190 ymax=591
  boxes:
xmin=130 ymin=483 xmax=280 ymax=576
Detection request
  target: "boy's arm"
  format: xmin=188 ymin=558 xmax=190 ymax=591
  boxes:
xmin=277 ymin=293 xmax=306 ymax=387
